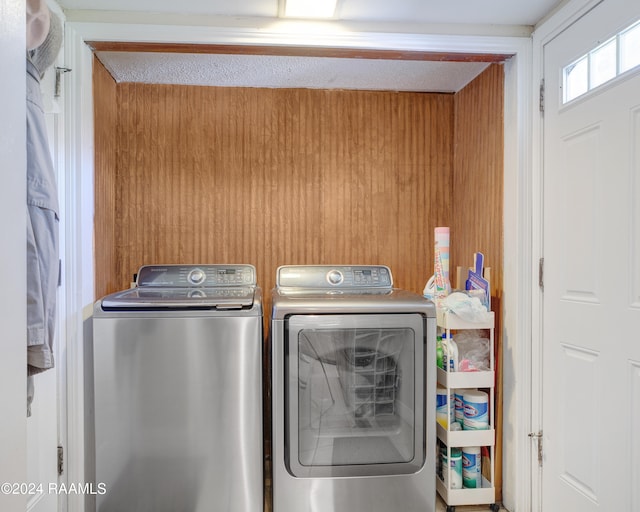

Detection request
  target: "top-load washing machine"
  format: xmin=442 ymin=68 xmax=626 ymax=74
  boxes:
xmin=270 ymin=265 xmax=436 ymax=512
xmin=91 ymin=264 xmax=263 ymax=512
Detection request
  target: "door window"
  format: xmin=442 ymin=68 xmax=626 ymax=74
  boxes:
xmin=562 ymin=18 xmax=640 ymax=104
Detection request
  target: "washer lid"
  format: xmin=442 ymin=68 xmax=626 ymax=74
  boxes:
xmin=100 ymin=264 xmax=256 ymax=310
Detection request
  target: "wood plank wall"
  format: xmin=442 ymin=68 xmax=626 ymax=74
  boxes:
xmin=93 ymin=56 xmax=460 ymax=314
xmin=451 ymin=64 xmax=504 ymax=293
xmin=93 ymin=58 xmax=119 ymax=296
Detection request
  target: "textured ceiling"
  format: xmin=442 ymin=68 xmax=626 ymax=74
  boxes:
xmin=96 ymin=51 xmax=491 ymax=92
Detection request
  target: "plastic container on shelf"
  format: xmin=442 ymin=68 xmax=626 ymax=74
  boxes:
xmin=436 ymin=333 xmax=444 ymax=370
xmin=443 ymin=447 xmax=463 ymax=490
xmin=454 ymin=389 xmax=470 ymax=428
xmin=463 ymin=390 xmax=489 ymax=430
xmin=462 ymin=446 xmax=482 ymax=488
xmin=437 ymin=386 xmax=455 ymax=429
xmin=441 ymin=331 xmax=458 ymax=371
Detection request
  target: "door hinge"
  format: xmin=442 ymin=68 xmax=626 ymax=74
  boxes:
xmin=529 ymin=431 xmax=543 ymax=467
xmin=539 ymin=79 xmax=545 ymax=114
xmin=538 ymin=257 xmax=544 ymax=291
xmin=57 ymin=445 xmax=64 ymax=475
xmin=54 ymin=67 xmax=72 ymax=98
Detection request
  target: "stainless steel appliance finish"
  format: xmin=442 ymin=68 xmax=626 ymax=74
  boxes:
xmin=92 ymin=264 xmax=263 ymax=512
xmin=271 ymin=265 xmax=436 ymax=512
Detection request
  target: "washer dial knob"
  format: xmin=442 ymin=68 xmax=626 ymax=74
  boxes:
xmin=187 ymin=268 xmax=206 ymax=285
xmin=327 ymin=270 xmax=343 ymax=285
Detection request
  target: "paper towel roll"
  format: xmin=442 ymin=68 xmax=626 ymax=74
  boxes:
xmin=434 ymin=226 xmax=451 ymax=299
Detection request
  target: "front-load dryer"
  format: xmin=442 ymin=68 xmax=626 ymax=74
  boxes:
xmin=91 ymin=264 xmax=263 ymax=512
xmin=270 ymin=265 xmax=436 ymax=512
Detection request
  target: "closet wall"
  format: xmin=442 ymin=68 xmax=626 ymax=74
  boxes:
xmin=94 ymin=57 xmax=119 ymax=295
xmin=451 ymin=63 xmax=504 ymax=293
xmin=93 ymin=57 xmax=503 ymax=310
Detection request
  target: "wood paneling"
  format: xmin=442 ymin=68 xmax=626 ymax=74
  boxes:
xmin=451 ymin=64 xmax=504 ymax=294
xmin=93 ymin=56 xmax=119 ymax=296
xmin=88 ymin=41 xmax=512 ymax=63
xmin=96 ymin=83 xmax=455 ymax=315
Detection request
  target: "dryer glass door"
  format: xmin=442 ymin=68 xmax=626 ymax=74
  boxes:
xmin=286 ymin=313 xmax=425 ymax=478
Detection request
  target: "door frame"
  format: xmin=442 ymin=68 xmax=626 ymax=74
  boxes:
xmin=63 ymin=19 xmax=532 ymax=512
xmin=0 ymin=1 xmax=28 ymax=510
xmin=531 ymin=0 xmax=604 ymax=510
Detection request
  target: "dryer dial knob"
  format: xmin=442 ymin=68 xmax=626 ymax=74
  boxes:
xmin=188 ymin=268 xmax=206 ymax=285
xmin=327 ymin=270 xmax=343 ymax=285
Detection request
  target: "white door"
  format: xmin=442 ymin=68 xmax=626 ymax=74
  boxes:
xmin=27 ymin=15 xmax=67 ymax=510
xmin=542 ymin=0 xmax=640 ymax=510
xmin=27 ymin=369 xmax=59 ymax=512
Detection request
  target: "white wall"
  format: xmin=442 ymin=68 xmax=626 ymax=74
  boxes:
xmin=0 ymin=0 xmax=28 ymax=510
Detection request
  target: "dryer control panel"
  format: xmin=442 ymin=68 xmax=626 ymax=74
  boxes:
xmin=276 ymin=265 xmax=393 ymax=289
xmin=136 ymin=264 xmax=256 ymax=288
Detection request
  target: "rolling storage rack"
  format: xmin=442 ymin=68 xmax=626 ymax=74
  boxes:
xmin=435 ymin=309 xmax=499 ymax=512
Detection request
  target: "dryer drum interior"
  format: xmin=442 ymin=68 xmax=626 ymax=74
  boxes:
xmin=286 ymin=313 xmax=426 ymax=478
xmin=299 ymin=328 xmax=413 ymax=457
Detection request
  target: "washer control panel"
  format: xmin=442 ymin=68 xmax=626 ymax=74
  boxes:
xmin=277 ymin=265 xmax=392 ymax=289
xmin=136 ymin=264 xmax=256 ymax=288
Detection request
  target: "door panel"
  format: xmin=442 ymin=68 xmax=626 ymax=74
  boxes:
xmin=542 ymin=1 xmax=640 ymax=510
xmin=27 ymin=369 xmax=58 ymax=512
xmin=286 ymin=314 xmax=425 ymax=478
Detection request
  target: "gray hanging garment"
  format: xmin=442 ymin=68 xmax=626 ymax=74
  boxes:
xmin=26 ymin=57 xmax=60 ymax=376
